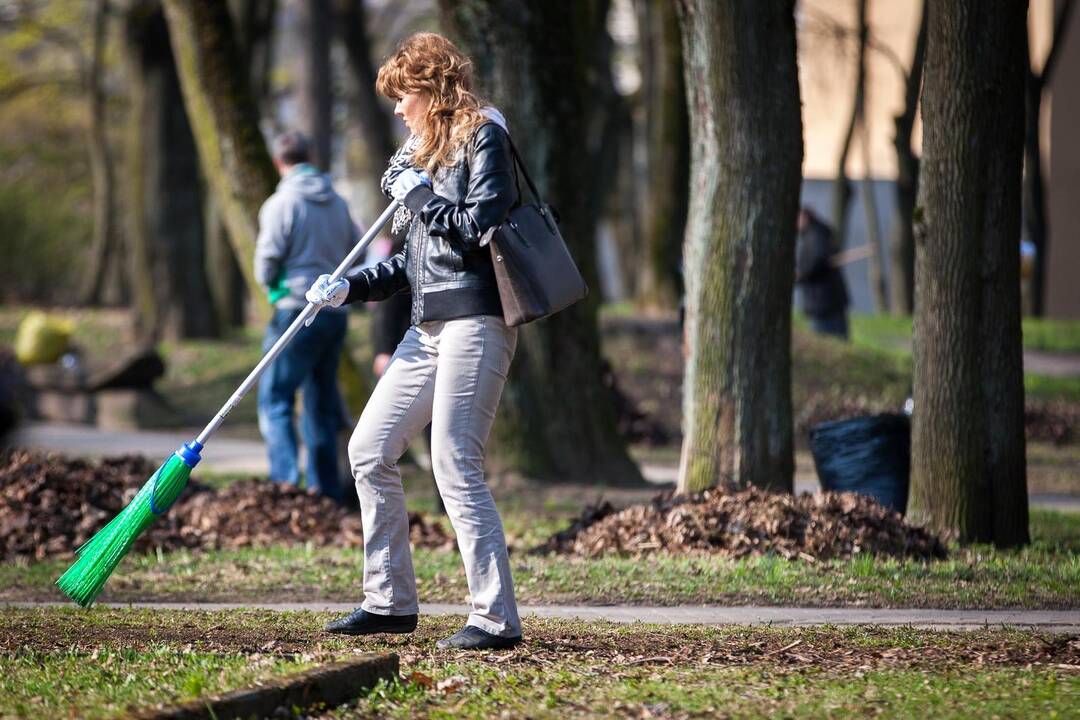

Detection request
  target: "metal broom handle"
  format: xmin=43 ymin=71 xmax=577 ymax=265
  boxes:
xmin=194 ymin=200 xmax=401 ymax=446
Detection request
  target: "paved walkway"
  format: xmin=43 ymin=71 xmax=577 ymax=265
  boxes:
xmin=10 ymin=422 xmax=1080 ymax=512
xmin=7 ymin=601 xmax=1079 ymax=633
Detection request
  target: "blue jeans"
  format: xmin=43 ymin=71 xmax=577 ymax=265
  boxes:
xmin=257 ymin=308 xmax=349 ymax=502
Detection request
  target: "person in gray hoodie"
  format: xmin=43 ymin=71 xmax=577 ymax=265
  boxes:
xmin=254 ymin=130 xmax=359 ymax=503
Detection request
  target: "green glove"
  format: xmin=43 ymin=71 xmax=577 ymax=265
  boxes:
xmin=268 ymin=270 xmax=289 ymax=305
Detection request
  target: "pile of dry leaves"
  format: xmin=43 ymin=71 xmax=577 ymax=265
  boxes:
xmin=0 ymin=450 xmax=454 ymax=560
xmin=536 ymin=487 xmax=946 ymax=561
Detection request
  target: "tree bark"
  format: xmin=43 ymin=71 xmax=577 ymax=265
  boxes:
xmin=439 ymin=1 xmax=643 ymax=484
xmin=337 ymin=0 xmax=399 ymax=222
xmin=231 ymin=0 xmax=276 ymax=117
xmin=161 ymin=0 xmax=278 ymax=315
xmin=296 ymin=0 xmax=333 ymax=171
xmin=830 ymin=0 xmax=869 ymax=252
xmin=123 ymin=1 xmax=216 ymax=341
xmin=338 ymin=0 xmax=396 ymax=164
xmin=80 ymin=0 xmax=126 ymax=307
xmin=909 ymin=0 xmax=1028 ymax=547
xmin=889 ymin=2 xmax=927 ymax=316
xmin=200 ymin=0 xmax=276 ymax=330
xmin=674 ymin=0 xmax=802 ymax=493
xmin=204 ymin=194 xmax=246 ymax=330
xmin=636 ymin=0 xmax=689 ymax=312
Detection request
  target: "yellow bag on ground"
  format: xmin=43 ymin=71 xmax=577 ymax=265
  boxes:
xmin=13 ymin=311 xmax=73 ymax=365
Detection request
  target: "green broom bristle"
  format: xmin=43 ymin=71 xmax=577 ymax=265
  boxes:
xmin=56 ymin=453 xmax=193 ymax=607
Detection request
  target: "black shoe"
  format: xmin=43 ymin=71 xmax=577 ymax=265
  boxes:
xmin=436 ymin=625 xmax=522 ymax=650
xmin=324 ymin=608 xmax=418 ymax=635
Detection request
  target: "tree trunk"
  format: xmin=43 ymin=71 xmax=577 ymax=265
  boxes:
xmin=889 ymin=2 xmax=927 ymax=316
xmin=860 ymin=115 xmax=888 ymax=312
xmin=439 ymin=1 xmax=642 ymax=484
xmin=204 ymin=195 xmax=246 ymax=330
xmin=829 ymin=1 xmax=868 ymax=252
xmin=338 ymin=0 xmax=399 ymax=222
xmin=80 ymin=0 xmax=126 ymax=307
xmin=909 ymin=0 xmax=1028 ymax=547
xmin=161 ymin=0 xmax=278 ymax=315
xmin=855 ymin=2 xmax=887 ymax=313
xmin=123 ymin=1 xmax=217 ymax=341
xmin=231 ymin=0 xmax=276 ymax=117
xmin=338 ymin=0 xmax=396 ymax=163
xmin=636 ymin=0 xmax=689 ymax=312
xmin=199 ymin=0 xmax=275 ymax=331
xmin=674 ymin=0 xmax=802 ymax=493
xmin=296 ymin=0 xmax=333 ymax=171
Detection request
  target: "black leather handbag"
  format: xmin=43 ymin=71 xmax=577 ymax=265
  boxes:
xmin=484 ymin=136 xmax=588 ymax=327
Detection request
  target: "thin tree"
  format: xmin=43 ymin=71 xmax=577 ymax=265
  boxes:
xmin=909 ymin=0 xmax=1028 ymax=547
xmin=1024 ymin=0 xmax=1076 ymax=316
xmin=123 ymin=0 xmax=216 ymax=341
xmin=889 ymin=3 xmax=927 ymax=316
xmin=203 ymin=0 xmax=277 ymax=331
xmin=829 ymin=0 xmax=868 ymax=251
xmin=635 ymin=0 xmax=689 ymax=312
xmin=674 ymin=0 xmax=802 ymax=493
xmin=295 ymin=0 xmax=332 ymax=171
xmin=79 ymin=0 xmax=124 ymax=307
xmin=337 ymin=0 xmax=398 ymax=220
xmin=439 ymin=0 xmax=643 ymax=484
xmin=161 ymin=0 xmax=278 ymax=312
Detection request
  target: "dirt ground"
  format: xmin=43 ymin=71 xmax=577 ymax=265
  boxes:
xmin=4 ymin=609 xmax=1079 ymax=674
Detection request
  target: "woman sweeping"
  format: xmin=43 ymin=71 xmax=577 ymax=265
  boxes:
xmin=305 ymin=32 xmax=522 ymax=650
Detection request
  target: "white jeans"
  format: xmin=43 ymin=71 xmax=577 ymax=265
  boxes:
xmin=348 ymin=315 xmax=521 ymax=637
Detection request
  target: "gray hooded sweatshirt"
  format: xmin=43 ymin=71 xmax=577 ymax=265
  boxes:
xmin=254 ymin=165 xmax=359 ymax=310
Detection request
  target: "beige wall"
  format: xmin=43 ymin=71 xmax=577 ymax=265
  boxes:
xmin=798 ymin=0 xmax=1055 ymax=180
xmin=1047 ymin=2 xmax=1080 ymax=318
xmin=798 ymin=0 xmax=1078 ymax=317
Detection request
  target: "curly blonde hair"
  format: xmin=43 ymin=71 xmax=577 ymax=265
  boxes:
xmin=376 ymin=32 xmax=489 ymax=174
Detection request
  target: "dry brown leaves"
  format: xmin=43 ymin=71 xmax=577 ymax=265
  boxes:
xmin=0 ymin=450 xmax=454 ymax=560
xmin=536 ymin=487 xmax=946 ymax=561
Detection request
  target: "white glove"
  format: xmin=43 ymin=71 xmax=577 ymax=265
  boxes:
xmin=305 ymin=274 xmax=349 ymax=308
xmin=389 ymin=168 xmax=431 ymax=202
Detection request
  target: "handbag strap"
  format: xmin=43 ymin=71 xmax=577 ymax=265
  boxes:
xmin=475 ymin=120 xmax=544 ymax=207
xmin=505 ymin=134 xmax=544 ymax=208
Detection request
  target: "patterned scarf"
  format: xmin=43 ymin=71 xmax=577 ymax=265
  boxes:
xmin=381 ymin=108 xmax=509 ymax=236
xmin=381 ymin=134 xmax=422 ymax=235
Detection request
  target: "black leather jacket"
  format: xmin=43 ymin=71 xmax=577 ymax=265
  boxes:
xmin=343 ymin=122 xmax=516 ymax=325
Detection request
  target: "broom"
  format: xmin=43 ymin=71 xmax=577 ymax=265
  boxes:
xmin=56 ymin=200 xmax=400 ymax=607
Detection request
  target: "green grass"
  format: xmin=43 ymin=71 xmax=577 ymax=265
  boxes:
xmin=851 ymin=313 xmax=1080 ymax=355
xmin=809 ymin=313 xmax=1080 ymax=403
xmin=0 ymin=645 xmax=323 ymax=719
xmin=344 ymin=666 xmax=1074 ymax=719
xmin=3 ymin=608 xmax=1076 ymax=719
xmin=3 ymin=510 xmax=1077 ymax=609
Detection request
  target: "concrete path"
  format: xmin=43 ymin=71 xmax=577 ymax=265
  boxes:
xmin=7 ymin=601 xmax=1080 ymax=633
xmin=10 ymin=421 xmax=1079 ymax=512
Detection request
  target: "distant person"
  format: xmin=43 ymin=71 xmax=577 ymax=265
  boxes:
xmin=795 ymin=207 xmax=850 ymax=340
xmin=306 ymin=32 xmax=521 ymax=650
xmin=254 ymin=130 xmax=359 ymax=504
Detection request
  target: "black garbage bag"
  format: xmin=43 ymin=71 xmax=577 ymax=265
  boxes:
xmin=809 ymin=413 xmax=911 ymax=515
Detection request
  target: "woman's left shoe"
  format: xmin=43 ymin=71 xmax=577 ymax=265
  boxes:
xmin=324 ymin=607 xmax=418 ymax=635
xmin=436 ymin=625 xmax=522 ymax=650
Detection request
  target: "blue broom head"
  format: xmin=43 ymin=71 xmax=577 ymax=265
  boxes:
xmin=56 ymin=442 xmax=202 ymax=607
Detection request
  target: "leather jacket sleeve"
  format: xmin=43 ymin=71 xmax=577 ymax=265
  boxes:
xmin=343 ymin=247 xmax=409 ymax=304
xmin=400 ymin=123 xmax=517 ymax=250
